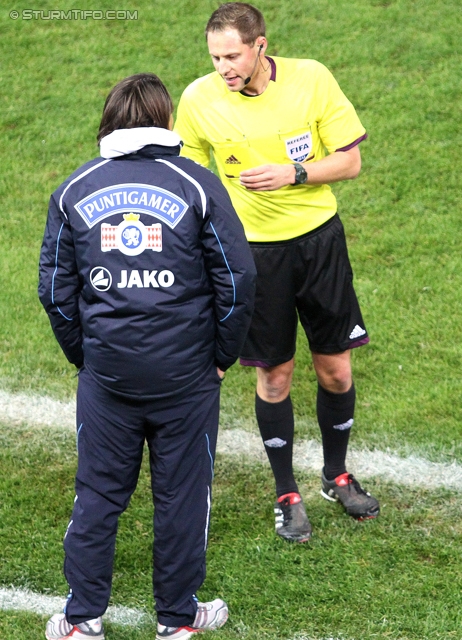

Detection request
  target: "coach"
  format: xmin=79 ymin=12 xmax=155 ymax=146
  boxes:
xmin=39 ymin=73 xmax=255 ymax=640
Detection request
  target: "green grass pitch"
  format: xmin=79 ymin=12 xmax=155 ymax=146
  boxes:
xmin=1 ymin=1 xmax=461 ymax=638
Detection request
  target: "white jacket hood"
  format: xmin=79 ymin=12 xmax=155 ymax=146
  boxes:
xmin=100 ymin=127 xmax=182 ymax=159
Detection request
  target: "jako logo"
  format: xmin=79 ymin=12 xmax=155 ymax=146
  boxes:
xmin=117 ymin=269 xmax=175 ymax=289
xmin=90 ymin=267 xmax=112 ymax=292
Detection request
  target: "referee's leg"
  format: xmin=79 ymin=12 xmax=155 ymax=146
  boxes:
xmin=255 ymin=359 xmax=300 ymax=497
xmin=312 ymin=351 xmax=354 ymax=480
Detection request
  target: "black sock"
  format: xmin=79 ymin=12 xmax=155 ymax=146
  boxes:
xmin=255 ymin=393 xmax=299 ymax=497
xmin=317 ymin=383 xmax=356 ymax=481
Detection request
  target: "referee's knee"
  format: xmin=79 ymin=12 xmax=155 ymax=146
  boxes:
xmin=256 ymin=360 xmax=294 ymax=402
xmin=312 ymin=352 xmax=352 ymax=393
xmin=316 ymin=368 xmax=352 ymax=394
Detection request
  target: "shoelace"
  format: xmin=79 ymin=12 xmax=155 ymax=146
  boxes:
xmin=346 ymin=474 xmax=367 ymax=495
xmin=279 ymin=497 xmax=294 ymax=523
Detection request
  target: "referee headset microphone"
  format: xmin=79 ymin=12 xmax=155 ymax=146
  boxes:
xmin=244 ymin=43 xmax=264 ymax=85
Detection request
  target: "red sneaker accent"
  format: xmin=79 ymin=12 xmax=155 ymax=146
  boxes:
xmin=277 ymin=492 xmax=301 ymax=505
xmin=335 ymin=473 xmax=352 ymax=487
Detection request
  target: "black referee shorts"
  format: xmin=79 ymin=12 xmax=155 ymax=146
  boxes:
xmin=240 ymin=214 xmax=369 ymax=367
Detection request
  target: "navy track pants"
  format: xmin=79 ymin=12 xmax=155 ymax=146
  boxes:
xmin=63 ymin=367 xmax=221 ymax=627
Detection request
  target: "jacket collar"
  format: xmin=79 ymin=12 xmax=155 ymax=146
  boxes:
xmin=100 ymin=127 xmax=183 ymax=159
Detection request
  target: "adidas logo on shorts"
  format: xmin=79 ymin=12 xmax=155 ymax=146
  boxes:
xmin=349 ymin=325 xmax=366 ymax=339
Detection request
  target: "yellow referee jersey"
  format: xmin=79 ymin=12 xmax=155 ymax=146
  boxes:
xmin=175 ymin=57 xmax=366 ymax=242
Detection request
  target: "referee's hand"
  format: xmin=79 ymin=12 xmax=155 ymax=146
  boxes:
xmin=240 ymin=164 xmax=295 ymax=191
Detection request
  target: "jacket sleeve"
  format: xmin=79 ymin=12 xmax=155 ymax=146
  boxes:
xmin=38 ymin=192 xmax=84 ymax=368
xmin=200 ymin=178 xmax=256 ymax=371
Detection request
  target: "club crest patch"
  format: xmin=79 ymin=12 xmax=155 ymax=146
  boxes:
xmin=285 ymin=131 xmax=312 ymax=163
xmin=101 ymin=213 xmax=162 ymax=256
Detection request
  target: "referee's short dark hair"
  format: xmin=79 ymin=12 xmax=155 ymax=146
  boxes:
xmin=205 ymin=2 xmax=266 ymax=45
xmin=97 ymin=73 xmax=173 ymax=143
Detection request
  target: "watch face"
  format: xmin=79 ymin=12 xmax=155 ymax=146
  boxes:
xmin=294 ymin=164 xmax=307 ymax=184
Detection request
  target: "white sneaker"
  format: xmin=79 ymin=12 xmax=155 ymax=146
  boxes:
xmin=156 ymin=599 xmax=228 ymax=639
xmin=45 ymin=613 xmax=105 ymax=640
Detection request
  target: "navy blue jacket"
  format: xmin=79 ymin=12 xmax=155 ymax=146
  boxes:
xmin=38 ymin=128 xmax=256 ymax=400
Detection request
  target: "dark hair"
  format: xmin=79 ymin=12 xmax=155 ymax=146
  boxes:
xmin=97 ymin=73 xmax=173 ymax=143
xmin=205 ymin=2 xmax=265 ymax=45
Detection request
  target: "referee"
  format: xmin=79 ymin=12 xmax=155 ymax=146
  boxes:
xmin=175 ymin=2 xmax=379 ymax=543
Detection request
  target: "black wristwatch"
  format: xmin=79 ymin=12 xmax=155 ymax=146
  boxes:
xmin=292 ymin=162 xmax=308 ymax=185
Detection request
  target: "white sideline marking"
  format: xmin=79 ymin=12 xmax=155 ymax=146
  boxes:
xmin=0 ymin=584 xmax=343 ymax=640
xmin=1 ymin=389 xmax=462 ymax=490
xmin=218 ymin=429 xmax=462 ymax=491
xmin=0 ymin=390 xmax=75 ymax=429
xmin=0 ymin=388 xmax=458 ymax=637
xmin=0 ymin=585 xmax=340 ymax=639
xmin=0 ymin=587 xmax=154 ymax=626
